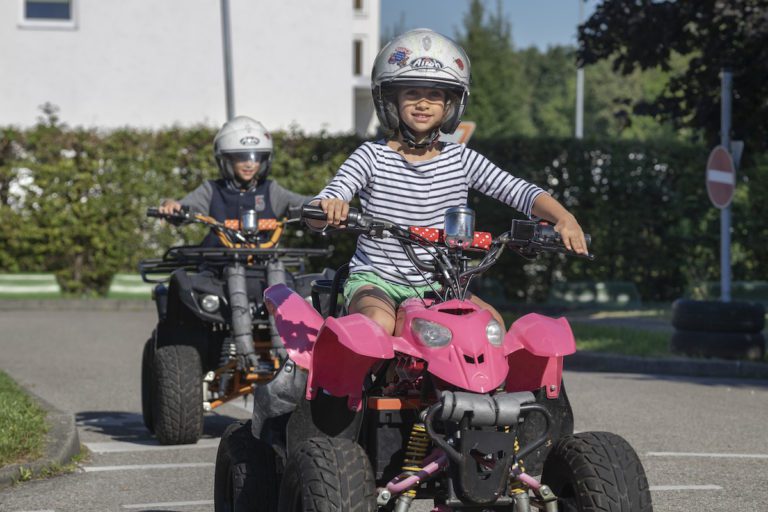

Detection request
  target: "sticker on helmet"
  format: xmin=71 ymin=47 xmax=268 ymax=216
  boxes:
xmin=254 ymin=195 xmax=265 ymax=212
xmin=454 ymin=58 xmax=464 ymax=71
xmin=411 ymin=57 xmax=444 ymax=70
xmin=240 ymin=136 xmax=260 ymax=146
xmin=388 ymin=47 xmax=411 ymax=68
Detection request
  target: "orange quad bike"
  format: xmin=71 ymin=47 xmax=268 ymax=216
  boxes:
xmin=139 ymin=206 xmax=334 ymax=445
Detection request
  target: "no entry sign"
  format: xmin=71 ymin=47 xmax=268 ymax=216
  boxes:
xmin=706 ymin=146 xmax=736 ymax=209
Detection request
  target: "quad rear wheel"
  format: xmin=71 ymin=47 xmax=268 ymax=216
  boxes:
xmin=278 ymin=437 xmax=375 ymax=512
xmin=151 ymin=344 xmax=203 ymax=445
xmin=541 ymin=431 xmax=653 ymax=512
xmin=140 ymin=335 xmax=155 ymax=433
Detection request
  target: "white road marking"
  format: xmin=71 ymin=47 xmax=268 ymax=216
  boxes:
xmin=650 ymin=485 xmax=722 ymax=491
xmin=647 ymin=451 xmax=768 ymax=459
xmin=84 ymin=438 xmax=220 ymax=453
xmin=123 ymin=500 xmax=213 ymax=509
xmin=83 ymin=462 xmax=214 ymax=472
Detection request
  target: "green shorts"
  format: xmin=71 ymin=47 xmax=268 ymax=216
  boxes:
xmin=343 ymin=271 xmax=439 ymax=307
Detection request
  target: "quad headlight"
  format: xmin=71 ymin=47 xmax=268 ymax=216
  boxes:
xmin=411 ymin=318 xmax=452 ymax=348
xmin=486 ymin=319 xmax=503 ymax=346
xmin=200 ymin=294 xmax=221 ymax=313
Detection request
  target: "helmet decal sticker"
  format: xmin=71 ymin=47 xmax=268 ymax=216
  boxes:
xmin=254 ymin=195 xmax=266 ymax=211
xmin=240 ymin=136 xmax=260 ymax=146
xmin=455 ymin=58 xmax=465 ymax=71
xmin=422 ymin=35 xmax=432 ymax=51
xmin=410 ymin=57 xmax=444 ymax=70
xmin=388 ymin=47 xmax=412 ymax=68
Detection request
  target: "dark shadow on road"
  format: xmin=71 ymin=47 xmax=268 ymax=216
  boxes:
xmin=75 ymin=410 xmax=243 ymax=442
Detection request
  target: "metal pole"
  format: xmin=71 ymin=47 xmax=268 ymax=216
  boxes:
xmin=720 ymin=69 xmax=732 ymax=302
xmin=575 ymin=0 xmax=584 ymax=139
xmin=220 ymin=0 xmax=235 ymax=121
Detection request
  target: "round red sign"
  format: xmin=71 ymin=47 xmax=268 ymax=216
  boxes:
xmin=706 ymin=146 xmax=735 ymax=209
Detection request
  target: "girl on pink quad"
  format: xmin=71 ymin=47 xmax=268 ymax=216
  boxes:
xmin=310 ymin=28 xmax=588 ymax=334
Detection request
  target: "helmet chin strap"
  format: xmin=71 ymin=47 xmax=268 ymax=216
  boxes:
xmin=398 ymin=121 xmax=441 ymax=149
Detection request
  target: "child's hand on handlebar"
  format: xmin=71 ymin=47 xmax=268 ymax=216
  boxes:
xmin=158 ymin=199 xmax=183 ymax=215
xmin=317 ymin=198 xmax=350 ymax=226
xmin=555 ymin=215 xmax=588 ymax=255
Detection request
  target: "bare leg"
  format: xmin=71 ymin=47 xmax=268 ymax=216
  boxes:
xmin=468 ymin=293 xmax=506 ymax=330
xmin=348 ymin=285 xmax=397 ymax=335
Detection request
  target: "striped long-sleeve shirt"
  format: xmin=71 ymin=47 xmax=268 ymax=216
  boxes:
xmin=315 ymin=140 xmax=545 ymax=286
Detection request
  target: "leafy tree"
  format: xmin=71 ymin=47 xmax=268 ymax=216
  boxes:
xmin=578 ymin=0 xmax=768 ymax=151
xmin=456 ymin=0 xmax=535 ymax=138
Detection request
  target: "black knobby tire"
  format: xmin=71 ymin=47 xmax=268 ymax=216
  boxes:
xmin=214 ymin=420 xmax=278 ymax=512
xmin=151 ymin=344 xmax=204 ymax=445
xmin=141 ymin=335 xmax=155 ymax=433
xmin=671 ymin=299 xmax=765 ymax=333
xmin=278 ymin=437 xmax=376 ymax=512
xmin=670 ymin=330 xmax=765 ymax=360
xmin=541 ymin=432 xmax=653 ymax=512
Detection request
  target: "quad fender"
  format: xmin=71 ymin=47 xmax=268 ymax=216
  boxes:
xmin=309 ymin=314 xmax=395 ymax=411
xmin=504 ymin=314 xmax=576 ymax=399
xmin=263 ymin=284 xmax=323 ymax=369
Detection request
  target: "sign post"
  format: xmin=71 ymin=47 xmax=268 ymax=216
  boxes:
xmin=715 ymin=69 xmax=734 ymax=301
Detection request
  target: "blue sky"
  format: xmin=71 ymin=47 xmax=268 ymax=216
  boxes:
xmin=380 ymin=0 xmax=599 ymax=50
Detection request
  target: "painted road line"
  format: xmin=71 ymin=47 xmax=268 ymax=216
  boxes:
xmin=83 ymin=462 xmax=214 ymax=472
xmin=84 ymin=438 xmax=220 ymax=453
xmin=650 ymin=485 xmax=722 ymax=491
xmin=647 ymin=451 xmax=768 ymax=459
xmin=123 ymin=500 xmax=213 ymax=509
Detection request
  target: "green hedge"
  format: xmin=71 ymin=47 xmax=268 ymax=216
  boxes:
xmin=1 ymin=122 xmax=765 ymax=301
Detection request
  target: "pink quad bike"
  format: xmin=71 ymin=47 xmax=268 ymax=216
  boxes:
xmin=213 ymin=205 xmax=653 ymax=512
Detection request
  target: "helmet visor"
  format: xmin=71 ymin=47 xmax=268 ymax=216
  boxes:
xmin=223 ymin=151 xmax=270 ymax=165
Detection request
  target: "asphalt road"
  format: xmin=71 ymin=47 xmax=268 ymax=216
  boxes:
xmin=1 ymin=309 xmax=767 ymax=512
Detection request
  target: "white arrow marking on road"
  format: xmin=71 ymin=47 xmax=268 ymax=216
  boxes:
xmin=123 ymin=500 xmax=213 ymax=509
xmin=707 ymin=169 xmax=735 ymax=184
xmin=647 ymin=451 xmax=768 ymax=459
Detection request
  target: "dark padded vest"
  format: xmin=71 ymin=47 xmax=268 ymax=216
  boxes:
xmin=202 ymin=179 xmax=276 ymax=247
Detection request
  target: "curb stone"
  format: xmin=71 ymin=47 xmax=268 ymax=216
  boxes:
xmin=0 ymin=298 xmax=153 ymax=312
xmin=566 ymin=351 xmax=768 ymax=380
xmin=0 ymin=390 xmax=81 ymax=490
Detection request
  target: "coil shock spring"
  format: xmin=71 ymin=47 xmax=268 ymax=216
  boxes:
xmin=400 ymin=422 xmax=430 ymax=498
xmin=509 ymin=436 xmax=528 ymax=497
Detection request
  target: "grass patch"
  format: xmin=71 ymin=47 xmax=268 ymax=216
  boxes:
xmin=570 ymin=323 xmax=670 ymax=357
xmin=0 ymin=371 xmax=48 ymax=467
xmin=501 ymin=311 xmax=671 ymax=358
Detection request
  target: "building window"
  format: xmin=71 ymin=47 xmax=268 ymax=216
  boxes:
xmin=19 ymin=0 xmax=77 ymax=29
xmin=25 ymin=0 xmax=71 ymax=20
xmin=353 ymin=0 xmax=364 ymax=12
xmin=353 ymin=40 xmax=363 ymax=76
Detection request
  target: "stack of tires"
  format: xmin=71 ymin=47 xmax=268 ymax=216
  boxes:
xmin=671 ymin=299 xmax=766 ymax=360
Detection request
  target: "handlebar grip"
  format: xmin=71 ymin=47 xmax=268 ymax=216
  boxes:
xmin=301 ymin=204 xmax=328 ymax=221
xmin=146 ymin=207 xmax=162 ymax=218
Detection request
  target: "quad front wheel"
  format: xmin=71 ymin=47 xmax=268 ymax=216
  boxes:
xmin=278 ymin=437 xmax=376 ymax=512
xmin=541 ymin=431 xmax=653 ymax=512
xmin=151 ymin=344 xmax=204 ymax=445
xmin=214 ymin=420 xmax=278 ymax=512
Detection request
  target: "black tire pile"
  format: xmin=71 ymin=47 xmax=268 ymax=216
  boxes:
xmin=670 ymin=299 xmax=766 ymax=360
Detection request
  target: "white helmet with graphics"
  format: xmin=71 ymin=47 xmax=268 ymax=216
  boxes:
xmin=213 ymin=116 xmax=273 ymax=183
xmin=372 ymin=29 xmax=471 ymax=146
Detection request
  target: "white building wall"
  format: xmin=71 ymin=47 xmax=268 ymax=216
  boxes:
xmin=0 ymin=0 xmax=380 ymax=134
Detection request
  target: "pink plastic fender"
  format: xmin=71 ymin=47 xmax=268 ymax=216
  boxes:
xmin=503 ymin=313 xmax=575 ymax=398
xmin=395 ymin=299 xmax=509 ymax=393
xmin=263 ymin=284 xmax=324 ymax=369
xmin=308 ymin=314 xmax=395 ymax=411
